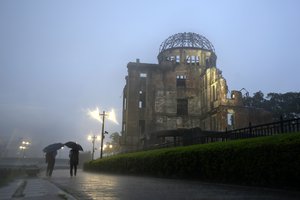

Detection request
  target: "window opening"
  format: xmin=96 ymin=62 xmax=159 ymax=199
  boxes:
xmin=176 ymin=75 xmax=186 ymax=87
xmin=196 ymin=56 xmax=200 ymax=65
xmin=140 ymin=73 xmax=147 ymax=78
xmin=176 ymin=55 xmax=180 ymax=63
xmin=186 ymin=56 xmax=191 ymax=64
xmin=227 ymin=110 xmax=235 ymax=130
xmin=191 ymin=56 xmax=196 ymax=64
xmin=139 ymin=120 xmax=145 ymax=135
xmin=139 ymin=90 xmax=146 ymax=108
xmin=139 ymin=100 xmax=143 ymax=108
xmin=177 ymin=99 xmax=188 ymax=115
xmin=123 ymin=122 xmax=126 ymax=132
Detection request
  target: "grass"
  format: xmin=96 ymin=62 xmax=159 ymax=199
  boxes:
xmin=84 ymin=132 xmax=300 ymax=187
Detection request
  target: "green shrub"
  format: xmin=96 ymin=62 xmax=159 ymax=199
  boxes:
xmin=84 ymin=132 xmax=300 ymax=187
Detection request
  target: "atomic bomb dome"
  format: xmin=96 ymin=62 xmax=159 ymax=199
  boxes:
xmin=159 ymin=32 xmax=215 ymax=53
xmin=157 ymin=32 xmax=216 ymax=65
xmin=121 ymin=32 xmax=272 ymax=152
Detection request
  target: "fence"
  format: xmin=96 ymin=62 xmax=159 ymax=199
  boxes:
xmin=146 ymin=117 xmax=300 ymax=150
xmin=224 ymin=117 xmax=299 ymax=140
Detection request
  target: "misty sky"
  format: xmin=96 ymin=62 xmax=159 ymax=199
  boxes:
xmin=1 ymin=0 xmax=300 ymax=158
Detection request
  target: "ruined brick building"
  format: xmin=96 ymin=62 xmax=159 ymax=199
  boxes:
xmin=121 ymin=32 xmax=271 ymax=151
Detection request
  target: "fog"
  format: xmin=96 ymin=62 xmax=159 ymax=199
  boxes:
xmin=1 ymin=0 xmax=300 ymax=158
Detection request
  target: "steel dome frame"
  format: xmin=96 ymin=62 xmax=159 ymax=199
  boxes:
xmin=159 ymin=32 xmax=215 ymax=53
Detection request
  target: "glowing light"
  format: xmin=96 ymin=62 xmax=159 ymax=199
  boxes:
xmin=87 ymin=134 xmax=101 ymax=141
xmin=107 ymin=108 xmax=119 ymax=125
xmin=87 ymin=107 xmax=119 ymax=124
xmin=87 ymin=135 xmax=92 ymax=141
xmin=87 ymin=107 xmax=101 ymax=122
xmin=22 ymin=141 xmax=30 ymax=145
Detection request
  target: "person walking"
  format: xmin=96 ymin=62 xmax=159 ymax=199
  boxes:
xmin=69 ymin=149 xmax=79 ymax=176
xmin=45 ymin=150 xmax=57 ymax=177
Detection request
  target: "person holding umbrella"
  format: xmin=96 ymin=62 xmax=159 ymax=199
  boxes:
xmin=45 ymin=150 xmax=57 ymax=177
xmin=69 ymin=149 xmax=79 ymax=176
xmin=65 ymin=141 xmax=83 ymax=177
xmin=43 ymin=143 xmax=64 ymax=177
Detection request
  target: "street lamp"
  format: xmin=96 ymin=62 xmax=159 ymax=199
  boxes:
xmin=87 ymin=107 xmax=118 ymax=158
xmin=19 ymin=140 xmax=30 ymax=158
xmin=87 ymin=134 xmax=101 ymax=160
xmin=19 ymin=146 xmax=26 ymax=158
xmin=99 ymin=111 xmax=109 ymax=159
xmin=103 ymin=143 xmax=113 ymax=157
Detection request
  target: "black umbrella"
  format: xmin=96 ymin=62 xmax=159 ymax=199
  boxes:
xmin=43 ymin=143 xmax=64 ymax=153
xmin=64 ymin=141 xmax=83 ymax=151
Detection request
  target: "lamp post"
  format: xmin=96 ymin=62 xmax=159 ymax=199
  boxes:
xmin=99 ymin=111 xmax=108 ymax=159
xmin=88 ymin=134 xmax=101 ymax=160
xmin=19 ymin=141 xmax=30 ymax=158
xmin=19 ymin=146 xmax=26 ymax=158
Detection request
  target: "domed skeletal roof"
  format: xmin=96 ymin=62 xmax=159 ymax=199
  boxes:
xmin=159 ymin=32 xmax=215 ymax=53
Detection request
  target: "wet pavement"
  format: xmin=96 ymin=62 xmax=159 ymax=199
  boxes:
xmin=46 ymin=169 xmax=300 ymax=200
xmin=1 ymin=168 xmax=300 ymax=199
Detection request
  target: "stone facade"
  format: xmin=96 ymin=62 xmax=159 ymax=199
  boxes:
xmin=121 ymin=32 xmax=272 ymax=151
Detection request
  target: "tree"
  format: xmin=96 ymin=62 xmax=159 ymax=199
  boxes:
xmin=243 ymin=91 xmax=266 ymax=108
xmin=266 ymin=92 xmax=300 ymax=120
xmin=109 ymin=132 xmax=121 ymax=154
xmin=243 ymin=91 xmax=300 ymax=120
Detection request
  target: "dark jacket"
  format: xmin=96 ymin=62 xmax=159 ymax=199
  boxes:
xmin=46 ymin=151 xmax=57 ymax=163
xmin=69 ymin=150 xmax=79 ymax=165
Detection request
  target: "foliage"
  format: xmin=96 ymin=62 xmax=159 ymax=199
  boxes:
xmin=243 ymin=91 xmax=300 ymax=120
xmin=108 ymin=132 xmax=121 ymax=154
xmin=109 ymin=132 xmax=120 ymax=145
xmin=84 ymin=132 xmax=300 ymax=188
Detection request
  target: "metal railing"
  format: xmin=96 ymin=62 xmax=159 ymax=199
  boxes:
xmin=145 ymin=117 xmax=300 ymax=150
xmin=224 ymin=117 xmax=300 ymax=141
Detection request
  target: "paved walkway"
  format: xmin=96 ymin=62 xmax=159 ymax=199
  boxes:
xmin=1 ymin=169 xmax=300 ymax=199
xmin=0 ymin=175 xmax=75 ymax=200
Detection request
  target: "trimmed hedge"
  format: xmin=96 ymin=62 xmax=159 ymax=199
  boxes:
xmin=84 ymin=132 xmax=300 ymax=187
